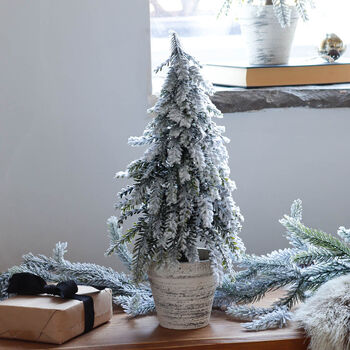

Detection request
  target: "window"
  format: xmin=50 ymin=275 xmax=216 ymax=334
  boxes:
xmin=150 ymin=0 xmax=350 ymax=91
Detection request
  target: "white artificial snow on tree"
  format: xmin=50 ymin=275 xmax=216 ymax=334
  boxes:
xmin=108 ymin=32 xmax=245 ymax=283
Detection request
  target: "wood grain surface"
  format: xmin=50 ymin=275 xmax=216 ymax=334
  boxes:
xmin=0 ymin=291 xmax=308 ymax=350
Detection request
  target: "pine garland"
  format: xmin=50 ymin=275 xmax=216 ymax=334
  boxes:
xmin=0 ymin=216 xmax=239 ymax=316
xmin=1 ymin=198 xmax=350 ymax=330
xmin=0 ymin=241 xmax=152 ymax=308
xmin=241 ymin=306 xmax=292 ymax=330
xmin=0 ymin=272 xmax=10 ymax=301
xmin=226 ymin=199 xmax=350 ymax=330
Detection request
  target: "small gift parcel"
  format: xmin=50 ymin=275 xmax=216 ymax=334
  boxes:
xmin=0 ymin=273 xmax=113 ymax=344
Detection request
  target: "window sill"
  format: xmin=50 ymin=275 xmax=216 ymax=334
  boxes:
xmin=212 ymin=84 xmax=350 ymax=113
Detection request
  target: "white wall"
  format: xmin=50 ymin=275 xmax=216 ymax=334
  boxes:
xmin=1 ymin=1 xmax=350 ymax=272
xmin=0 ymin=0 xmax=150 ymax=271
xmin=222 ymin=108 xmax=350 ymax=254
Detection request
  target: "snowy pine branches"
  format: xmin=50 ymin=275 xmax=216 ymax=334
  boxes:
xmin=227 ymin=305 xmax=292 ymax=330
xmin=220 ymin=0 xmax=314 ymax=27
xmin=272 ymin=0 xmax=291 ymax=27
xmin=226 ymin=199 xmax=350 ymax=330
xmin=0 ymin=272 xmax=10 ymax=301
xmin=1 ymin=198 xmax=350 ymax=329
xmin=107 ymin=32 xmax=244 ymax=283
xmin=0 ymin=242 xmax=153 ymax=313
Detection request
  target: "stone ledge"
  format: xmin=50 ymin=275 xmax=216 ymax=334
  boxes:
xmin=211 ymin=84 xmax=350 ymax=113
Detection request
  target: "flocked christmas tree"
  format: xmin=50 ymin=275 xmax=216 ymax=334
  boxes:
xmin=107 ymin=32 xmax=245 ymax=283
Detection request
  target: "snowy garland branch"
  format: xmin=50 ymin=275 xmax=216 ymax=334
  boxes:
xmin=0 ymin=221 xmax=239 ymax=316
xmin=226 ymin=199 xmax=350 ymax=330
xmin=0 ymin=240 xmax=152 ymax=313
xmin=1 ymin=199 xmax=350 ymax=330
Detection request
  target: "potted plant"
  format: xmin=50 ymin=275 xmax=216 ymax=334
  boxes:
xmin=221 ymin=0 xmax=314 ymax=65
xmin=107 ymin=32 xmax=245 ymax=330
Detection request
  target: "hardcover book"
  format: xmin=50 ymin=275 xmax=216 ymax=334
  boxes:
xmin=203 ymin=60 xmax=350 ymax=88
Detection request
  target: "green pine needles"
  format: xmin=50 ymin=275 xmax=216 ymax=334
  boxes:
xmin=226 ymin=199 xmax=350 ymax=330
xmin=107 ymin=32 xmax=244 ymax=283
xmin=1 ymin=199 xmax=350 ymax=330
xmin=220 ymin=0 xmax=314 ymax=27
xmin=0 ymin=241 xmax=153 ymax=313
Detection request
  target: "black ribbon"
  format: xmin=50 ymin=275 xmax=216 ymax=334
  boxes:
xmin=7 ymin=273 xmax=95 ymax=333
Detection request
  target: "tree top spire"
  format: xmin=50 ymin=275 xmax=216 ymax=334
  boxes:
xmin=169 ymin=31 xmax=183 ymax=58
xmin=155 ymin=31 xmax=200 ymax=74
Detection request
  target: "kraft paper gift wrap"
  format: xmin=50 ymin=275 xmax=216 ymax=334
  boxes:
xmin=0 ymin=286 xmax=113 ymax=344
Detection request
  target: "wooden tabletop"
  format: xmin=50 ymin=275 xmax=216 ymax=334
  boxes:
xmin=0 ymin=291 xmax=308 ymax=350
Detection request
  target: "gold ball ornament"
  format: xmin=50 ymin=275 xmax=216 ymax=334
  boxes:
xmin=319 ymin=33 xmax=347 ymax=62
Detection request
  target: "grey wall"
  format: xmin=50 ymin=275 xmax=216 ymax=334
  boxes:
xmin=0 ymin=0 xmax=150 ymax=271
xmin=1 ymin=1 xmax=350 ymax=272
xmin=222 ymin=108 xmax=350 ymax=254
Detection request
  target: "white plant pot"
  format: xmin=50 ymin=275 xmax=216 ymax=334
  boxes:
xmin=148 ymin=248 xmax=217 ymax=330
xmin=240 ymin=5 xmax=298 ymax=65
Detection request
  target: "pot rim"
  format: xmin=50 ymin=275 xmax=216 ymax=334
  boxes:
xmin=174 ymin=247 xmax=210 ymax=265
xmin=191 ymin=247 xmax=209 ymax=263
xmin=149 ymin=247 xmax=211 ymax=269
xmin=239 ymin=4 xmax=299 ymax=18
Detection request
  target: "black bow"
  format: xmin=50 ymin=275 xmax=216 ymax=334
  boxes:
xmin=7 ymin=272 xmax=78 ymax=298
xmin=7 ymin=272 xmax=95 ymax=333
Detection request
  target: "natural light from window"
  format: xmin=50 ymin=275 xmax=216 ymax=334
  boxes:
xmin=150 ymin=0 xmax=350 ymax=76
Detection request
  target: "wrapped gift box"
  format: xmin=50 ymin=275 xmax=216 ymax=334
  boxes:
xmin=0 ymin=286 xmax=113 ymax=344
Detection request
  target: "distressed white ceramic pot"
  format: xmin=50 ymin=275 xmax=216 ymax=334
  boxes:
xmin=240 ymin=5 xmax=298 ymax=65
xmin=148 ymin=248 xmax=217 ymax=330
